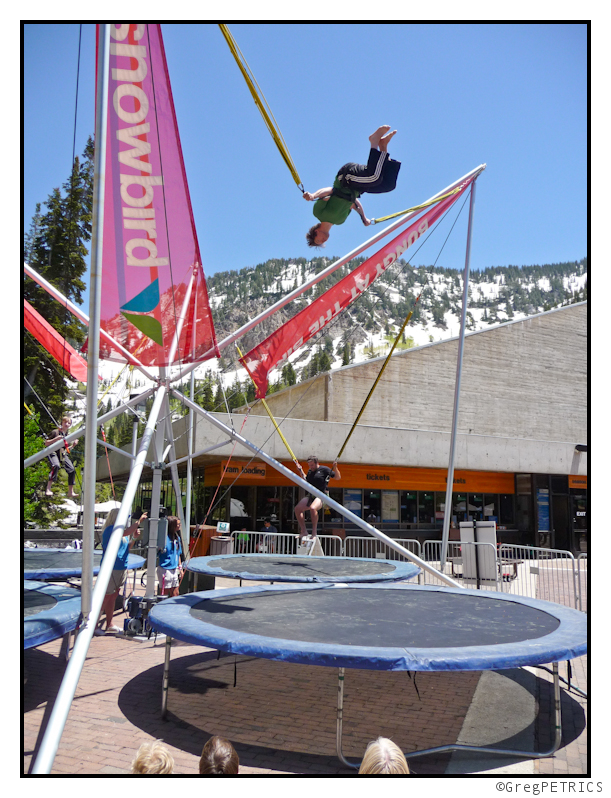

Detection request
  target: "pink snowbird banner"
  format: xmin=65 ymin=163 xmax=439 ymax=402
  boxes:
xmin=240 ymin=179 xmax=473 ymax=398
xmin=96 ymin=24 xmax=218 ymax=366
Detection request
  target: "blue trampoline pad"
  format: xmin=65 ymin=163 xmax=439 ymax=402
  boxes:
xmin=23 ymin=548 xmax=145 ymax=579
xmin=149 ymin=583 xmax=587 ymax=672
xmin=187 ymin=554 xmax=420 ymax=583
xmin=24 ymin=580 xmax=82 ymax=649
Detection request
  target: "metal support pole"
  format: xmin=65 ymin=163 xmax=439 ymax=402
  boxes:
xmin=161 ymin=636 xmax=172 ymax=718
xmin=163 ymin=394 xmax=186 ymax=534
xmin=146 ymin=412 xmax=167 ymax=600
xmin=80 ymin=24 xmax=110 ymax=620
xmin=440 ymin=179 xmax=478 ymax=571
xmin=336 ymin=668 xmax=360 ymax=769
xmin=184 ymin=370 xmax=196 ymax=551
xmin=171 ymin=391 xmax=462 ymax=588
xmin=31 ymin=382 xmax=168 ymax=773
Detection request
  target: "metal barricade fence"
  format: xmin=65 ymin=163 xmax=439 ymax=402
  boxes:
xmin=316 ymin=535 xmax=344 ymax=557
xmin=576 ymin=554 xmax=587 ymax=612
xmin=422 ymin=540 xmax=501 ymax=590
xmin=343 ymin=537 xmax=421 ymax=562
xmin=498 ymin=545 xmax=581 ymax=610
xmin=230 ymin=531 xmax=343 ymax=557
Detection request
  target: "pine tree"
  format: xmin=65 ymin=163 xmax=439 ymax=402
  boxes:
xmin=24 ymin=137 xmax=94 ymax=425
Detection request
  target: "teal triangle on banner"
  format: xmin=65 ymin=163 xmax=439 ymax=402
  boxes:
xmin=120 ymin=279 xmax=160 ymax=314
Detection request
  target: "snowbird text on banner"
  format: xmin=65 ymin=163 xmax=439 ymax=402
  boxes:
xmin=240 ymin=180 xmax=473 ymax=398
xmin=97 ymin=23 xmax=218 ymax=366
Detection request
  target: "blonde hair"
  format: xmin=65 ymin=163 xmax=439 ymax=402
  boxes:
xmin=131 ymin=740 xmax=174 ymax=774
xmin=199 ymin=736 xmax=239 ymax=774
xmin=358 ymin=737 xmax=410 ymax=775
xmin=103 ymin=507 xmax=119 ymax=530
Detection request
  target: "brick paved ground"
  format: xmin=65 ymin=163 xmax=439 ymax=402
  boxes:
xmin=23 ymin=574 xmax=588 ymax=776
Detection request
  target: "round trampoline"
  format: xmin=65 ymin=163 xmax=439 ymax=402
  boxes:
xmin=186 ymin=554 xmax=420 ymax=583
xmin=23 ymin=548 xmax=145 ymax=580
xmin=149 ymin=582 xmax=586 ymax=671
xmin=150 ymin=582 xmax=587 ymax=767
xmin=24 ymin=580 xmax=82 ymax=649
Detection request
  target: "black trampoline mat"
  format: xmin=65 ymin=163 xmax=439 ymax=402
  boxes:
xmin=207 ymin=555 xmax=399 ymax=577
xmin=23 ymin=550 xmax=103 ymax=570
xmin=189 ymin=587 xmax=561 ymax=649
xmin=23 ymin=590 xmax=57 ymax=617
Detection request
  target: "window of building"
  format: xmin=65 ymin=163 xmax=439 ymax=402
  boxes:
xmin=419 ymin=492 xmax=435 ymax=526
xmin=400 ymin=492 xmax=418 ymax=525
xmin=470 ymin=493 xmax=483 ymax=521
xmin=551 ymin=475 xmax=569 ymax=494
xmin=499 ymin=494 xmax=515 ymax=527
xmin=256 ymin=486 xmax=282 ymax=528
xmin=483 ymin=494 xmax=498 ymax=521
xmin=326 ymin=488 xmax=344 ymax=524
xmin=344 ymin=489 xmax=362 ymax=518
xmin=364 ymin=490 xmax=381 ymax=523
xmin=453 ymin=493 xmax=468 ymax=523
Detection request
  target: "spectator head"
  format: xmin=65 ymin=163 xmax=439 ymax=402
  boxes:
xmin=358 ymin=737 xmax=410 ymax=775
xmin=103 ymin=508 xmax=119 ymax=530
xmin=199 ymin=736 xmax=239 ymax=774
xmin=131 ymin=740 xmax=175 ymax=774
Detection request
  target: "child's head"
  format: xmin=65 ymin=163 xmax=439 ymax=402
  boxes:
xmin=358 ymin=737 xmax=410 ymax=775
xmin=131 ymin=740 xmax=174 ymax=774
xmin=199 ymin=736 xmax=239 ymax=774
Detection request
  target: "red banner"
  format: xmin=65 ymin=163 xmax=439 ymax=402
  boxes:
xmin=24 ymin=300 xmax=93 ymax=384
xmin=97 ymin=24 xmax=218 ymax=366
xmin=240 ymin=181 xmax=472 ymax=398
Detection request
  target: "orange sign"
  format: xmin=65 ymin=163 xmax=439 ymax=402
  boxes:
xmin=569 ymin=475 xmax=588 ymax=489
xmin=205 ymin=460 xmax=515 ymax=493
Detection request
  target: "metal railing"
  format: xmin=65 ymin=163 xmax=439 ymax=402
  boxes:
xmin=498 ymin=545 xmax=581 ymax=610
xmin=224 ymin=533 xmax=587 ymax=610
xmin=576 ymin=554 xmax=588 ymax=612
xmin=422 ymin=540 xmax=501 ymax=591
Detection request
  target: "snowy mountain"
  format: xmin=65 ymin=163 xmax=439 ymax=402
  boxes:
xmin=86 ymin=257 xmax=587 ymax=416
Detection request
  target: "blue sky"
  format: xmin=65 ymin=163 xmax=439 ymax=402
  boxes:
xmin=24 ymin=22 xmax=587 ymax=287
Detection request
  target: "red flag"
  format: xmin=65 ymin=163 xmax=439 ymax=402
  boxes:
xmin=240 ymin=180 xmax=473 ymax=398
xmin=97 ymin=24 xmax=218 ymax=366
xmin=24 ymin=300 xmax=93 ymax=384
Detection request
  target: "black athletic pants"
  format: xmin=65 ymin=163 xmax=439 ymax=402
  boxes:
xmin=336 ymin=148 xmax=401 ymax=195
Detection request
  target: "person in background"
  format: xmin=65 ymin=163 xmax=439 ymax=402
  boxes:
xmin=295 ymin=455 xmax=341 ymax=540
xmin=358 ymin=737 xmax=410 ymax=775
xmin=199 ymin=736 xmax=239 ymax=775
xmin=260 ymin=517 xmax=278 ymax=535
xmin=45 ymin=416 xmax=79 ymax=498
xmin=304 ymin=125 xmax=400 ymax=248
xmin=95 ymin=507 xmax=147 ymax=635
xmin=157 ymin=516 xmax=184 ymax=598
xmin=131 ymin=740 xmax=175 ymax=774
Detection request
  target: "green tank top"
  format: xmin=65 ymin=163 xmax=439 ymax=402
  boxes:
xmin=312 ymin=178 xmax=360 ymax=226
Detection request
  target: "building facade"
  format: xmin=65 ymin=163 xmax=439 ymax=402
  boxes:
xmin=101 ymin=303 xmax=588 ymax=554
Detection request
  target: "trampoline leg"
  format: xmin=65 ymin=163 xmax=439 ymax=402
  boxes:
xmin=161 ymin=636 xmax=172 ymax=719
xmin=336 ymin=668 xmax=360 ymax=770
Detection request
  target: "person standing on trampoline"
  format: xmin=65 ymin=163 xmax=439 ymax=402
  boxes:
xmin=44 ymin=416 xmax=78 ymax=498
xmin=295 ymin=455 xmax=341 ymax=540
xmin=304 ymin=125 xmax=400 ymax=248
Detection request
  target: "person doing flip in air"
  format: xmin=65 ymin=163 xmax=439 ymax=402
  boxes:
xmin=304 ymin=125 xmax=400 ymax=248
